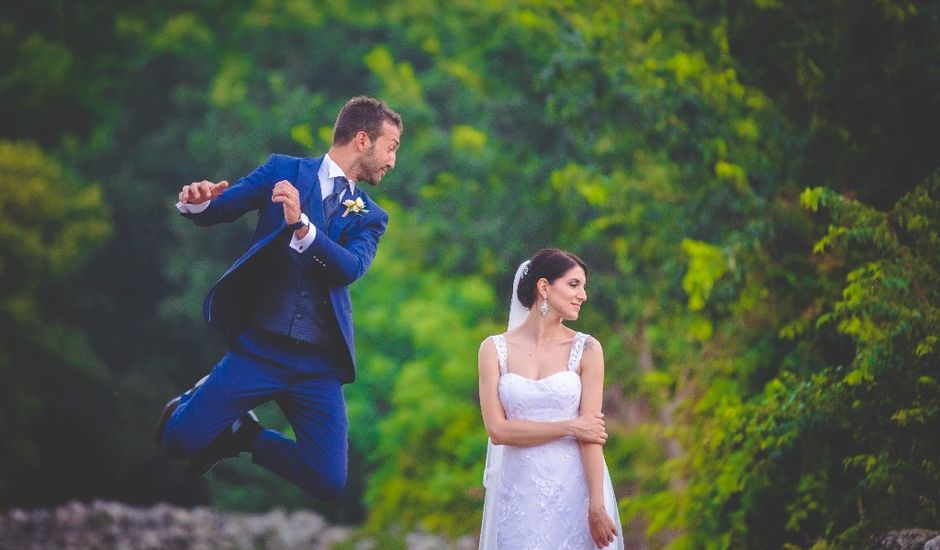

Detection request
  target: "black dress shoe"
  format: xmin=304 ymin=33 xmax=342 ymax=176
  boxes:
xmin=185 ymin=411 xmax=261 ymax=480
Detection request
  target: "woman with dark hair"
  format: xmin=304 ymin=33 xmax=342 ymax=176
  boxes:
xmin=478 ymin=248 xmax=623 ymax=549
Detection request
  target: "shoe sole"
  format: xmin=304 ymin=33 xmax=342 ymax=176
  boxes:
xmin=153 ymin=396 xmax=180 ymax=445
xmin=184 ymin=410 xmax=260 ymax=480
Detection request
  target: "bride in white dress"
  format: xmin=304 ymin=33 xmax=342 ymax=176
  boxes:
xmin=478 ymin=248 xmax=623 ymax=549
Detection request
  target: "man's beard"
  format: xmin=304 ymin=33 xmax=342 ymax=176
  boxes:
xmin=352 ymin=145 xmax=384 ymax=185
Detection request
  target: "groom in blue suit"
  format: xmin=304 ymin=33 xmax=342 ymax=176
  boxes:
xmin=155 ymin=96 xmax=402 ymax=500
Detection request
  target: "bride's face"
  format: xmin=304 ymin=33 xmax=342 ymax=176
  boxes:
xmin=544 ymin=265 xmax=588 ymax=321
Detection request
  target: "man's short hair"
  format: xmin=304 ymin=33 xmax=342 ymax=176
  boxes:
xmin=333 ymin=96 xmax=403 ymax=146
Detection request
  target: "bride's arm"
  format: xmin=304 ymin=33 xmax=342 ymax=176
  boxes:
xmin=578 ymin=337 xmax=619 ymax=549
xmin=478 ymin=338 xmax=607 ymax=447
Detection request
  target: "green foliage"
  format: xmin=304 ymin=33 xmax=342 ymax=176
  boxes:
xmin=0 ymin=142 xmax=110 ymax=286
xmin=0 ymin=141 xmax=112 ymax=506
xmin=681 ymin=239 xmax=729 ymax=313
xmin=724 ymin=0 xmax=940 ymax=208
xmin=680 ymin=177 xmax=940 ymax=548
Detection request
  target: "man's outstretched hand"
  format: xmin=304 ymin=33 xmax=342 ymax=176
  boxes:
xmin=179 ymin=180 xmax=229 ymax=204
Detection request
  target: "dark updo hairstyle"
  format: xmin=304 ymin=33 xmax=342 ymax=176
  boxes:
xmin=516 ymin=248 xmax=587 ymax=308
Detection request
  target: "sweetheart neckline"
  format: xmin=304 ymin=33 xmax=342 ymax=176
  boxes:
xmin=500 ymin=370 xmax=580 ymax=383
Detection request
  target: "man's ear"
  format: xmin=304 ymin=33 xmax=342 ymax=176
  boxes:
xmin=354 ymin=130 xmax=370 ymax=151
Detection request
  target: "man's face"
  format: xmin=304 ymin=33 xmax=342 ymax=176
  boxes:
xmin=354 ymin=121 xmax=401 ymax=186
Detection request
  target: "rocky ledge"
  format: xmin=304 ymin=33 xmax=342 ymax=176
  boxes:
xmin=0 ymin=500 xmax=353 ymax=550
xmin=872 ymin=529 xmax=940 ymax=550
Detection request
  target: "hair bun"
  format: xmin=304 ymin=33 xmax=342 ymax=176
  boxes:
xmin=515 ymin=248 xmax=587 ymax=309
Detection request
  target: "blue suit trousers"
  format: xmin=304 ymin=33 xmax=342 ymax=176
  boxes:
xmin=162 ymin=328 xmax=349 ymax=500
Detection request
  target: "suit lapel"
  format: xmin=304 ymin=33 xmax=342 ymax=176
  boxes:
xmin=297 ymin=157 xmax=327 ymax=230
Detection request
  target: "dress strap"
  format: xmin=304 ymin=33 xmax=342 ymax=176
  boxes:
xmin=567 ymin=332 xmax=589 ymax=372
xmin=491 ymin=334 xmax=508 ymax=375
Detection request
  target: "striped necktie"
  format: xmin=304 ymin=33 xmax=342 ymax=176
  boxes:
xmin=324 ymin=176 xmax=351 ymax=229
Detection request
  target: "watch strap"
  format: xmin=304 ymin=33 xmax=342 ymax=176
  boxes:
xmin=288 ymin=212 xmax=309 ymax=231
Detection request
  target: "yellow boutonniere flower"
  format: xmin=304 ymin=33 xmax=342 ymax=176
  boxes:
xmin=341 ymin=197 xmax=368 ymax=217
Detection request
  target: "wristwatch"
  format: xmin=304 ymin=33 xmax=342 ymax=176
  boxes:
xmin=288 ymin=213 xmax=310 ymax=232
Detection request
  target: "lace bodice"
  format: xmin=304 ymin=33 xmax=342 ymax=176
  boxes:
xmin=492 ymin=332 xmax=587 ymax=423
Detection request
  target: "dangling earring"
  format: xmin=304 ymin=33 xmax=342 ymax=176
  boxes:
xmin=538 ymin=298 xmax=551 ymax=317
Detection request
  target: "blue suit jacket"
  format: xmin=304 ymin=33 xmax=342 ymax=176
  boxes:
xmin=182 ymin=154 xmax=388 ymax=380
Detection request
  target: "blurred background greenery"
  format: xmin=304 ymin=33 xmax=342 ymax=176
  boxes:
xmin=1 ymin=0 xmax=939 ymax=548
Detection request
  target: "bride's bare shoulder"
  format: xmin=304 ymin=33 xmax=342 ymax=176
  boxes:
xmin=479 ymin=334 xmax=500 ymax=349
xmin=581 ymin=334 xmax=603 ymax=356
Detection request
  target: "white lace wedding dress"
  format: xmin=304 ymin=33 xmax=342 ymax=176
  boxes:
xmin=483 ymin=331 xmax=623 ymax=550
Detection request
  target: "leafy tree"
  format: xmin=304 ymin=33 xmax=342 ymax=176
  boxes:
xmin=0 ymin=141 xmax=112 ymax=507
xmin=722 ymin=0 xmax=940 ymax=208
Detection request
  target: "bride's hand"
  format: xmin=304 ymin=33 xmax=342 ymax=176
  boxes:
xmin=588 ymin=505 xmax=618 ymax=548
xmin=567 ymin=413 xmax=607 ymax=444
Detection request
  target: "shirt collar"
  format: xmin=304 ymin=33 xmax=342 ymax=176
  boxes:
xmin=321 ymin=153 xmax=356 ymax=195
